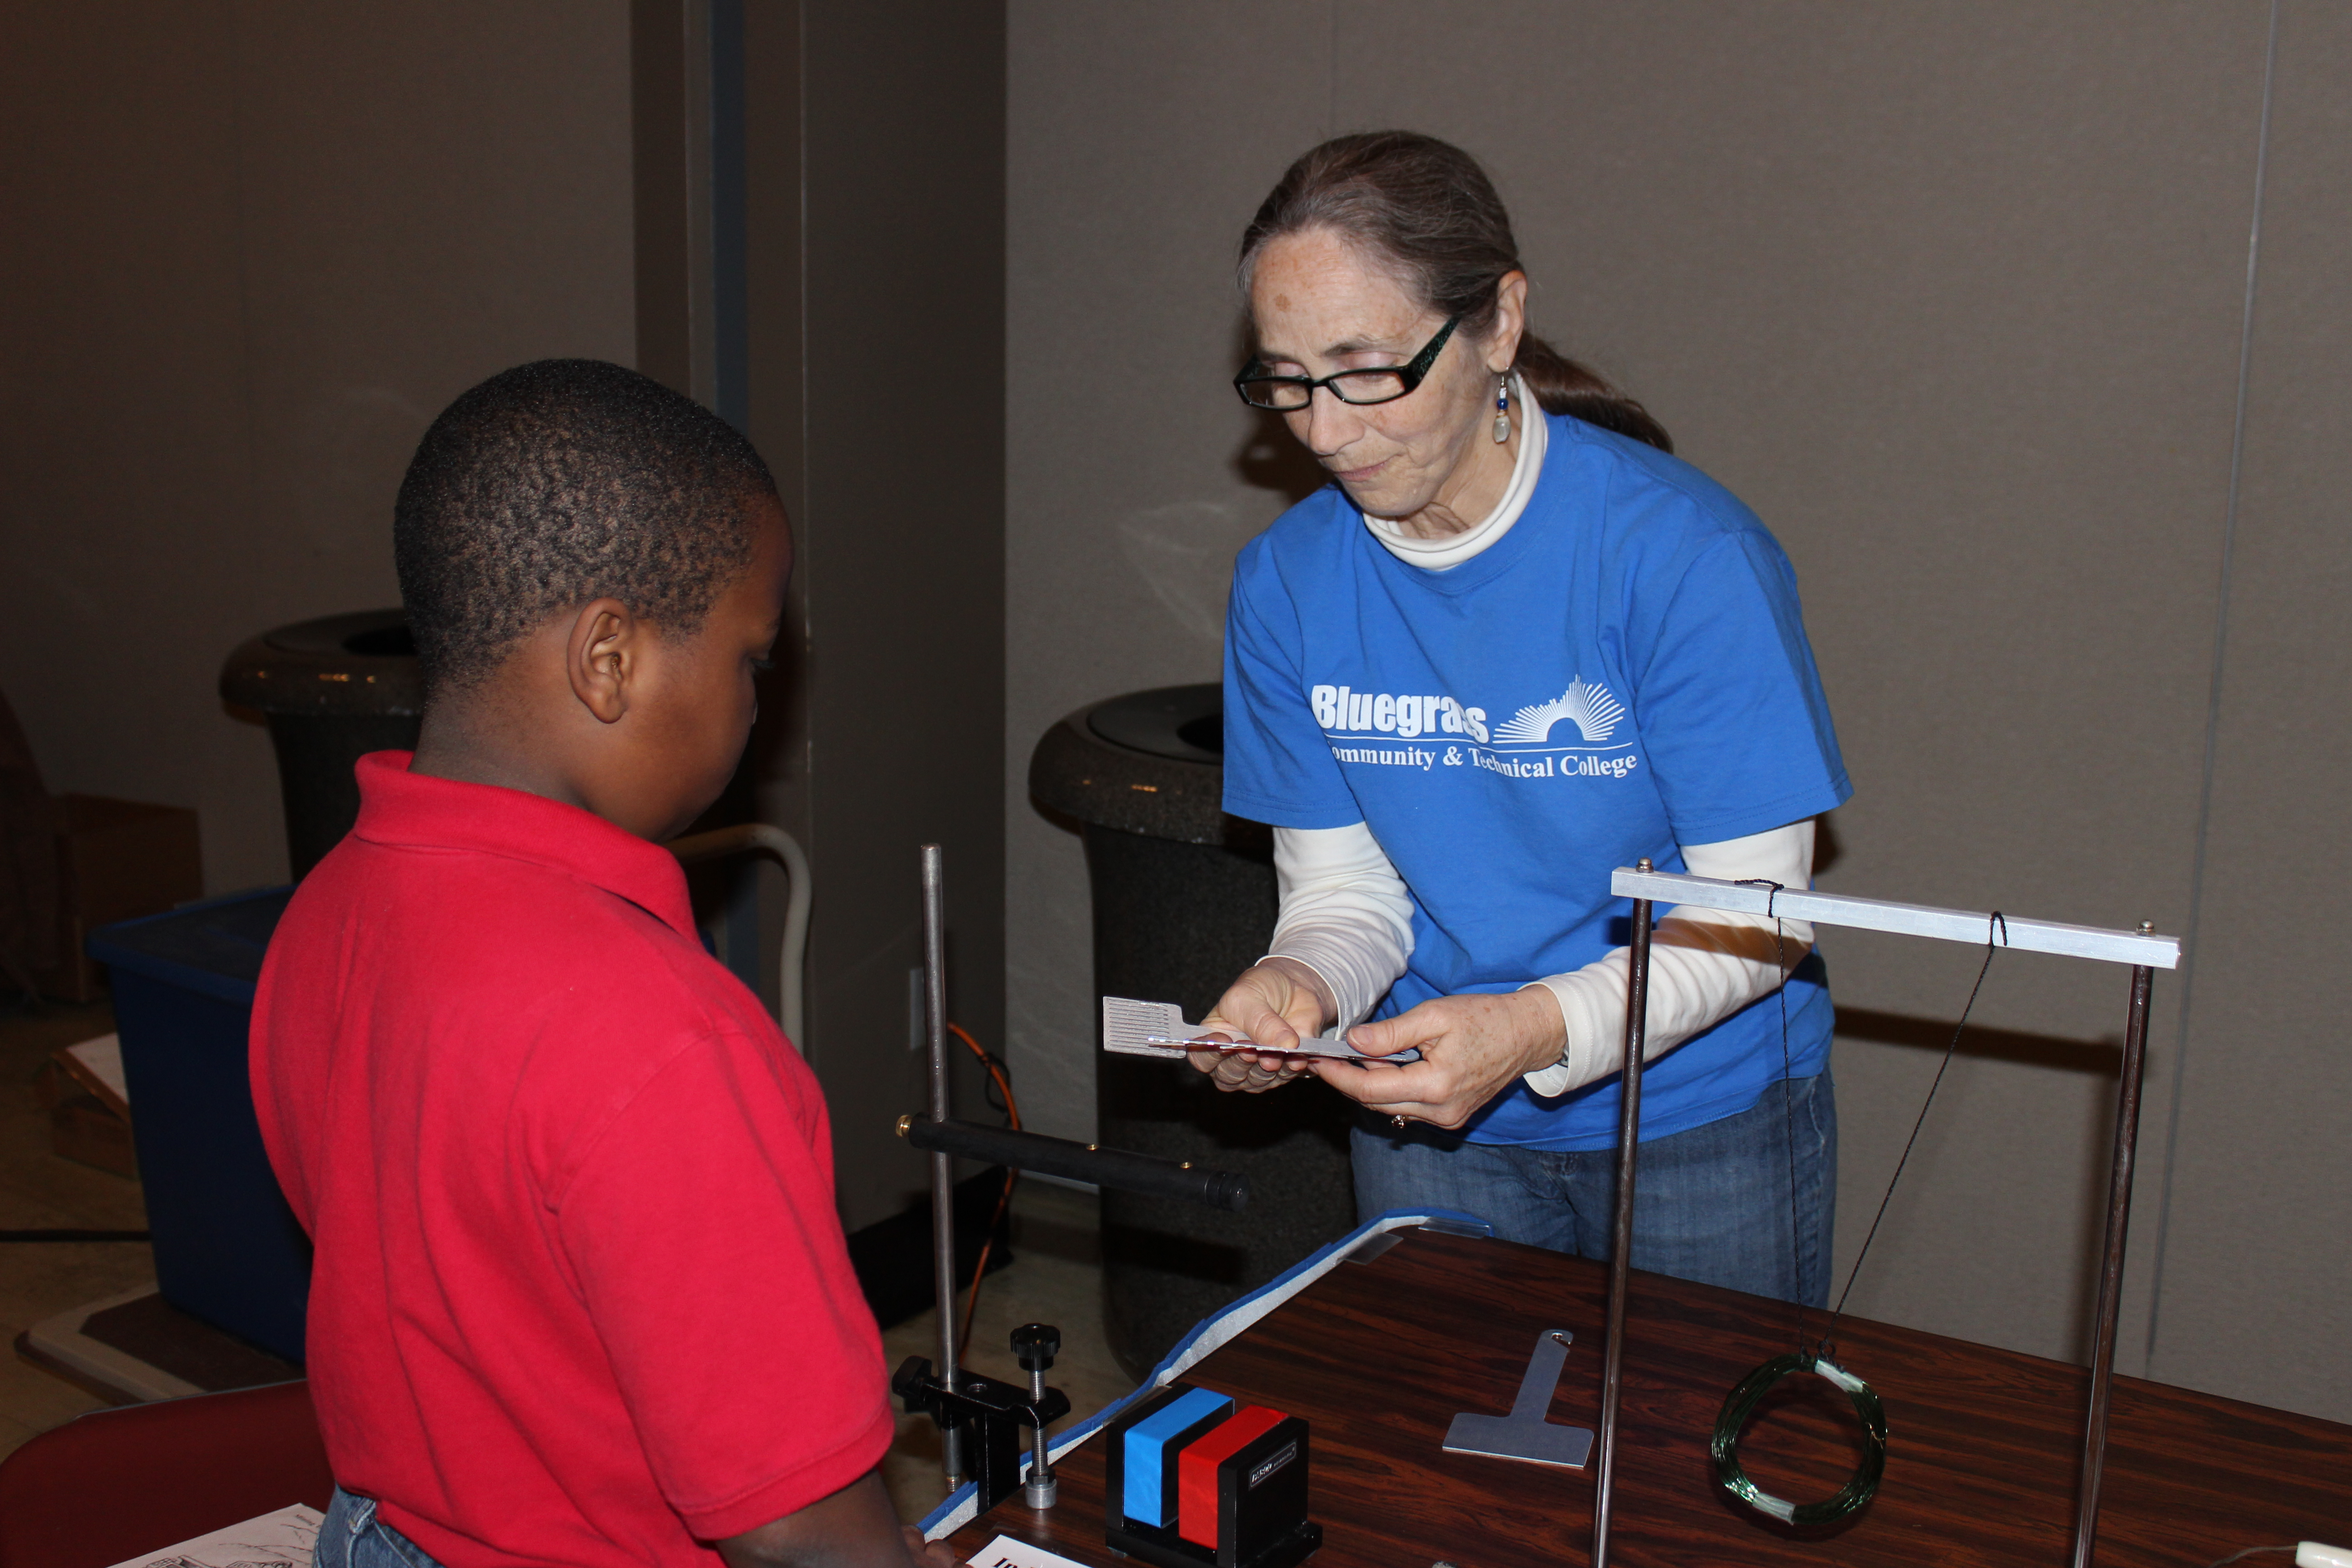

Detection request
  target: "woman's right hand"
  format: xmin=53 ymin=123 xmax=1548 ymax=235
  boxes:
xmin=1188 ymin=958 xmax=1335 ymax=1093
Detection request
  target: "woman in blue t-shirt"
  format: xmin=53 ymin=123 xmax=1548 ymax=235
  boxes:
xmin=1196 ymin=132 xmax=1853 ymax=1306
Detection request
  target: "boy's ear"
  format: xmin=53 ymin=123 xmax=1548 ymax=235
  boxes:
xmin=565 ymin=598 xmax=638 ymax=725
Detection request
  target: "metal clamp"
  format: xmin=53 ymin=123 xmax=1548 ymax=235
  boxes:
xmin=893 ymin=1355 xmax=1071 ymax=1519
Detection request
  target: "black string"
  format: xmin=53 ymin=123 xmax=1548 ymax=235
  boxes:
xmin=1733 ymin=885 xmax=2009 ymax=1360
xmin=1814 ymin=911 xmax=2007 ymax=1357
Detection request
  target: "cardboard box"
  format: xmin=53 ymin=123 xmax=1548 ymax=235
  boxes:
xmin=34 ymin=1033 xmax=137 ymax=1178
xmin=38 ymin=795 xmax=203 ymax=1003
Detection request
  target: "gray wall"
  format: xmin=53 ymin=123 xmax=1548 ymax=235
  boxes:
xmin=2152 ymin=4 xmax=2352 ymax=1421
xmin=6 ymin=0 xmax=2340 ymax=1418
xmin=0 ymin=0 xmax=1001 ymax=1238
xmin=739 ymin=0 xmax=1010 ymax=1232
xmin=1006 ymin=1 xmax=2348 ymax=1421
xmin=0 ymin=3 xmax=636 ymax=893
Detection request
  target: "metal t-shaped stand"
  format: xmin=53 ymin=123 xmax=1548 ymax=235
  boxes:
xmin=1443 ymin=1329 xmax=1592 ymax=1469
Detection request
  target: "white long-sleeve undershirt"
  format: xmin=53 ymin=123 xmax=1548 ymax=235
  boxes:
xmin=1264 ymin=821 xmax=1815 ymax=1094
xmin=1519 ymin=822 xmax=1814 ymax=1096
xmin=1265 ymin=824 xmax=1419 ymax=1030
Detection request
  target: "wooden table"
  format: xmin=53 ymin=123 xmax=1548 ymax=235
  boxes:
xmin=947 ymin=1227 xmax=2352 ymax=1568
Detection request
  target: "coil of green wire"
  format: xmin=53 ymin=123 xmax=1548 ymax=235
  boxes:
xmin=1710 ymin=1352 xmax=1888 ymax=1526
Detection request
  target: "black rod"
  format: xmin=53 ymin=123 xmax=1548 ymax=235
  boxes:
xmin=2072 ymin=958 xmax=2155 ymax=1568
xmin=902 ymin=1117 xmax=1250 ymax=1212
xmin=1592 ymin=872 xmax=1656 ymax=1568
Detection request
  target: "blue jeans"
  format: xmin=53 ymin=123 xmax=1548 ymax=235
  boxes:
xmin=1352 ymin=1072 xmax=1837 ymax=1306
xmin=319 ymin=1488 xmax=447 ymax=1568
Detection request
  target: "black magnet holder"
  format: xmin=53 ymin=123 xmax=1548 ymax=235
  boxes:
xmin=901 ymin=1116 xmax=1250 ymax=1211
xmin=1102 ymin=1384 xmax=1322 ymax=1568
xmin=893 ymin=1356 xmax=1071 ymax=1519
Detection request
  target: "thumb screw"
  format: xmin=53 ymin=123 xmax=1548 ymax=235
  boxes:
xmin=1014 ymin=1323 xmax=1060 ymax=1509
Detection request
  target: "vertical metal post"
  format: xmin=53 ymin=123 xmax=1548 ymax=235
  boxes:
xmin=2072 ymin=958 xmax=2155 ymax=1568
xmin=1592 ymin=867 xmax=1655 ymax=1568
xmin=921 ymin=844 xmax=961 ymax=1483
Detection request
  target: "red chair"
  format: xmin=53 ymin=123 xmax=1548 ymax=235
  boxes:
xmin=0 ymin=1379 xmax=333 ymax=1568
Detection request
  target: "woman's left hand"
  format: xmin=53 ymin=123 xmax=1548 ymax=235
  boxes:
xmin=1310 ymin=989 xmax=1565 ymax=1129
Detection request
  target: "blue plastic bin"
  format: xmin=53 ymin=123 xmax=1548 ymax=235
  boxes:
xmin=87 ymin=887 xmax=309 ymax=1362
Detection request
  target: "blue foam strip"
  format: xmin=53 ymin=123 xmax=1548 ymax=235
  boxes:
xmin=1122 ymin=1387 xmax=1231 ymax=1526
xmin=1039 ymin=1208 xmax=1495 ymax=1458
xmin=915 ymin=1208 xmax=1495 ymax=1539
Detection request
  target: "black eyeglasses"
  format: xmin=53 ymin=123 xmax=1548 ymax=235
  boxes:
xmin=1232 ymin=313 xmax=1463 ymax=411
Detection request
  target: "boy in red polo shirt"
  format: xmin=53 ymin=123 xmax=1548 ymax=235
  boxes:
xmin=252 ymin=361 xmax=952 ymax=1568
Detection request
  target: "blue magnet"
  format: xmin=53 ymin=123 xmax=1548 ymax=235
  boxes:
xmin=1120 ymin=1386 xmax=1233 ymax=1527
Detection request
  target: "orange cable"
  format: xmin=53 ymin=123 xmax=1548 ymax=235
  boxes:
xmin=948 ymin=1022 xmax=1019 ymax=1363
xmin=949 ymin=1022 xmax=1020 ymax=1131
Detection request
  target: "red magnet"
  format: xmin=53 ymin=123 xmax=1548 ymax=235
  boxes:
xmin=1178 ymin=1405 xmax=1289 ymax=1548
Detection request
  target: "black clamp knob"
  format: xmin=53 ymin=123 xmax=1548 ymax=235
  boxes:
xmin=1012 ymin=1322 xmax=1061 ymax=1373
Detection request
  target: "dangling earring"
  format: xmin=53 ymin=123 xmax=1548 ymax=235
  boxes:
xmin=1492 ymin=375 xmax=1512 ymax=443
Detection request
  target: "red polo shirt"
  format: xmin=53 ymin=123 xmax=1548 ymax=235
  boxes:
xmin=252 ymin=753 xmax=891 ymax=1567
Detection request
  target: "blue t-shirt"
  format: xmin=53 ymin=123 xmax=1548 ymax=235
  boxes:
xmin=1220 ymin=412 xmax=1852 ymax=1151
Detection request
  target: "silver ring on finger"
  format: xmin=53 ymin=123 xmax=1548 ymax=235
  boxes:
xmin=1389 ymin=1113 xmax=1409 ymax=1129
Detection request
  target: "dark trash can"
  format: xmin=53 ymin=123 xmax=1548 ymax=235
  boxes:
xmin=1030 ymin=683 xmax=1358 ymax=1376
xmin=87 ymin=888 xmax=308 ymax=1363
xmin=220 ymin=609 xmax=421 ymax=880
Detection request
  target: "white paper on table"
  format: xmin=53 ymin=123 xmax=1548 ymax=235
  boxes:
xmin=1100 ymin=995 xmax=1419 ymax=1064
xmin=964 ymin=1534 xmax=1088 ymax=1568
xmin=106 ymin=1502 xmax=322 ymax=1568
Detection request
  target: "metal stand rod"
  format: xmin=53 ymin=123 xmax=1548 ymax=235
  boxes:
xmin=1592 ymin=875 xmax=1655 ymax=1568
xmin=921 ymin=844 xmax=961 ymax=1484
xmin=902 ymin=1117 xmax=1249 ymax=1210
xmin=2072 ymin=959 xmax=2154 ymax=1568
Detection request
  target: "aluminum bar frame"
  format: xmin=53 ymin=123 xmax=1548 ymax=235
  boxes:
xmin=1590 ymin=864 xmax=2180 ymax=1568
xmin=1607 ymin=868 xmax=2180 ymax=970
xmin=1590 ymin=872 xmax=1654 ymax=1568
xmin=2074 ymin=961 xmax=2154 ymax=1568
xmin=921 ymin=844 xmax=960 ymax=1483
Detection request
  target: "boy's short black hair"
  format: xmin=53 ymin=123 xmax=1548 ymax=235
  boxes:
xmin=394 ymin=358 xmax=775 ymax=694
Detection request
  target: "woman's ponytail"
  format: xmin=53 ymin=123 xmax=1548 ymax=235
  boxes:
xmin=1240 ymin=131 xmax=1673 ymax=455
xmin=1514 ymin=333 xmax=1673 ymax=454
